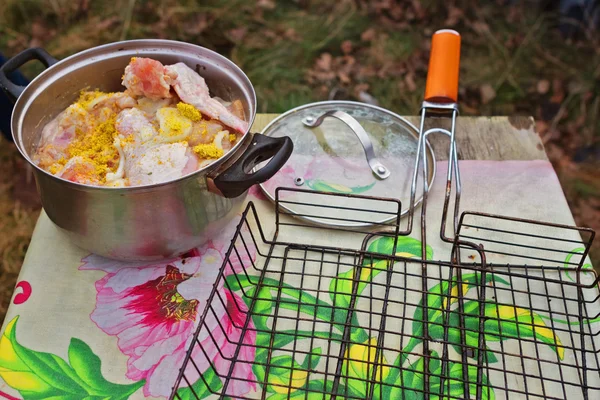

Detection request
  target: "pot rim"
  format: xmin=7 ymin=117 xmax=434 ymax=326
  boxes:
xmin=11 ymin=39 xmax=257 ymax=193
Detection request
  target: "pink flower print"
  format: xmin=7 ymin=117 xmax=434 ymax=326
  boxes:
xmin=179 ymin=290 xmax=257 ymax=398
xmin=86 ymin=254 xmax=223 ymax=398
xmin=212 ymin=290 xmax=257 ymax=396
xmin=80 ymin=220 xmax=258 ymax=398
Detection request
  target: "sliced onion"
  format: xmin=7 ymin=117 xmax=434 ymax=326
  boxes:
xmin=86 ymin=94 xmax=110 ymax=110
xmin=106 ymin=137 xmax=126 ymax=182
xmin=213 ymin=130 xmax=230 ymax=150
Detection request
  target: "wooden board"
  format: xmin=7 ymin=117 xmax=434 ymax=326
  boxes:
xmin=251 ymin=114 xmax=547 ymax=161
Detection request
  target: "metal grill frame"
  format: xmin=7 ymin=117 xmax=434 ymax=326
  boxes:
xmin=169 ymin=100 xmax=598 ymax=399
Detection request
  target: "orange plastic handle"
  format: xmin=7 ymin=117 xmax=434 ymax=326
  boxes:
xmin=424 ymin=29 xmax=461 ymax=103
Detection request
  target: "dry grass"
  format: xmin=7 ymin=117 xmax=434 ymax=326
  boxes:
xmin=0 ymin=136 xmax=40 ymax=319
xmin=0 ymin=0 xmax=598 ymax=325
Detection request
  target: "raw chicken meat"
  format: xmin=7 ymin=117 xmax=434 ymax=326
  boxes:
xmin=122 ymin=58 xmax=172 ymax=100
xmin=123 ymin=142 xmax=194 ymax=186
xmin=58 ymin=156 xmax=102 ymax=185
xmin=136 ymin=97 xmax=174 ymax=117
xmin=187 ymin=120 xmax=224 ymax=146
xmin=84 ymin=92 xmax=137 ymax=113
xmin=115 ymin=107 xmax=200 ymax=186
xmin=164 ymin=63 xmax=249 ymax=134
xmin=115 ymin=108 xmax=159 ymax=143
xmin=33 ymin=104 xmax=93 ymax=169
xmin=34 ymin=57 xmax=245 ymax=187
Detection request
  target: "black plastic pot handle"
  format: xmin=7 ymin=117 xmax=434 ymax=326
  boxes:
xmin=0 ymin=48 xmax=58 ymax=102
xmin=213 ymin=133 xmax=293 ymax=198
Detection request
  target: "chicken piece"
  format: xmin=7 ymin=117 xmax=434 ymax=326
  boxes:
xmin=122 ymin=57 xmax=172 ymax=100
xmin=137 ymin=97 xmax=174 ymax=117
xmin=57 ymin=156 xmax=102 ymax=185
xmin=116 ymin=108 xmax=158 ymax=143
xmin=187 ymin=119 xmax=227 ymax=146
xmin=115 ymin=92 xmax=138 ymax=109
xmin=115 ymin=108 xmax=199 ymax=185
xmin=228 ymin=99 xmax=245 ymax=120
xmin=82 ymin=91 xmax=137 ymax=112
xmin=124 ymin=142 xmax=197 ymax=186
xmin=182 ymin=147 xmax=200 ymax=174
xmin=164 ymin=63 xmax=248 ymax=134
xmin=33 ymin=114 xmax=69 ymax=168
xmin=33 ymin=104 xmax=94 ymax=169
xmin=156 ymin=107 xmax=193 ymax=143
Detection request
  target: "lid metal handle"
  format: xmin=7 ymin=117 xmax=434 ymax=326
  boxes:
xmin=302 ymin=110 xmax=390 ymax=180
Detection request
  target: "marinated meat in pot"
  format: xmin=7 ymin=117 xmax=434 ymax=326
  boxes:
xmin=33 ymin=57 xmax=245 ymax=187
xmin=164 ymin=62 xmax=249 ymax=134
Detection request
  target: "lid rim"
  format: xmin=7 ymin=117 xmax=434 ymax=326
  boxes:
xmin=257 ymin=101 xmax=437 ymax=228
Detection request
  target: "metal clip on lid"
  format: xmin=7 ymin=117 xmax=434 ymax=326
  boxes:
xmin=302 ymin=110 xmax=391 ymax=180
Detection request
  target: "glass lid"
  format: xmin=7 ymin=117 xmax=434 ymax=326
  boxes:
xmin=259 ymin=101 xmax=436 ymax=228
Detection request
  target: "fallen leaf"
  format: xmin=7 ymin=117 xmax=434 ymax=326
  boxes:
xmin=535 ymin=120 xmax=549 ymax=136
xmin=445 ymin=6 xmax=463 ymax=26
xmin=183 ymin=14 xmax=208 ymax=36
xmin=361 ymin=28 xmax=377 ymax=42
xmin=404 ymin=73 xmax=417 ymax=92
xmin=551 ymin=78 xmax=565 ymax=103
xmin=354 ymin=83 xmax=370 ymax=93
xmin=76 ymin=0 xmax=90 ymax=17
xmin=30 ymin=21 xmax=50 ymax=40
xmin=472 ymin=21 xmax=490 ymax=34
xmin=227 ymin=27 xmax=248 ymax=42
xmin=411 ymin=0 xmax=425 ymax=19
xmin=389 ymin=3 xmax=404 ymax=20
xmin=284 ymin=28 xmax=300 ymax=41
xmin=257 ymin=0 xmax=276 ymax=9
xmin=338 ymin=71 xmax=351 ymax=84
xmin=537 ymin=79 xmax=550 ymax=94
xmin=315 ymin=53 xmax=333 ymax=71
xmin=96 ymin=16 xmax=121 ymax=31
xmin=480 ymin=83 xmax=497 ymax=104
xmin=29 ymin=38 xmax=42 ymax=47
xmin=341 ymin=40 xmax=353 ymax=54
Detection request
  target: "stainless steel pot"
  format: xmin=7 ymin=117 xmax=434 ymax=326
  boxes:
xmin=0 ymin=40 xmax=293 ymax=261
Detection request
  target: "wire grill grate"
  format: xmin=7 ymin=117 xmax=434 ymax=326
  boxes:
xmin=170 ymin=194 xmax=600 ymax=400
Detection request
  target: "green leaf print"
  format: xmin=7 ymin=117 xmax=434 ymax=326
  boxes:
xmin=563 ymin=247 xmax=593 ymax=282
xmin=266 ymin=379 xmax=355 ymax=399
xmin=306 ymin=179 xmax=376 ymax=194
xmin=221 ymin=234 xmax=577 ymax=399
xmin=366 ymin=235 xmax=433 ymax=261
xmin=0 ymin=316 xmax=144 ymax=400
xmin=429 ymin=361 xmax=495 ymax=400
xmin=175 ymin=366 xmax=222 ymax=400
xmin=327 ymin=236 xmax=430 ymax=342
xmin=387 ymin=352 xmax=494 ymax=400
xmin=412 ymin=273 xmax=508 ymax=340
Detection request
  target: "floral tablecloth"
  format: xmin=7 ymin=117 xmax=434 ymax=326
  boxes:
xmin=0 ymin=158 xmax=596 ymax=400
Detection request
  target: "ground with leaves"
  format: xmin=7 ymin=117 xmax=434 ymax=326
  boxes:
xmin=0 ymin=0 xmax=598 ymax=323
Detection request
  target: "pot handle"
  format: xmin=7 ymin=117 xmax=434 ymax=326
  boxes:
xmin=211 ymin=133 xmax=293 ymax=198
xmin=0 ymin=48 xmax=58 ymax=102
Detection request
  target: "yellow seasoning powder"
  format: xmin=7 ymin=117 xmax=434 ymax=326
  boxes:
xmin=176 ymin=102 xmax=202 ymax=122
xmin=66 ymin=115 xmax=119 ymax=179
xmin=229 ymin=134 xmax=237 ymax=142
xmin=76 ymin=90 xmax=106 ymax=110
xmin=193 ymin=143 xmax=224 ymax=159
xmin=157 ymin=108 xmax=192 ymax=140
